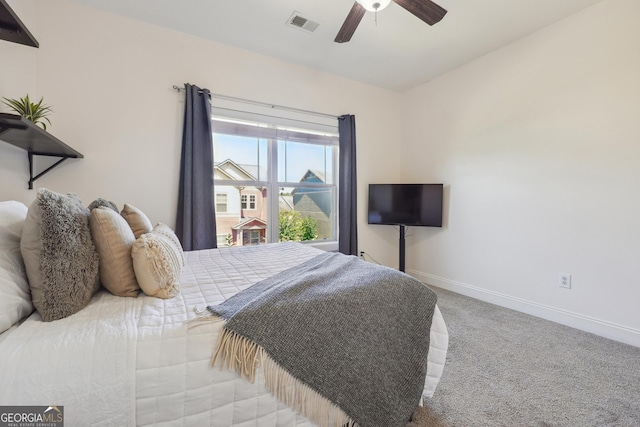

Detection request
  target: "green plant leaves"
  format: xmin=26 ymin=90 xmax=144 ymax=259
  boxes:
xmin=279 ymin=210 xmax=318 ymax=242
xmin=1 ymin=94 xmax=53 ymax=130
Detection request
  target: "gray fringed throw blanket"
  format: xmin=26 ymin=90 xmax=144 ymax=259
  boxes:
xmin=207 ymin=252 xmax=437 ymax=427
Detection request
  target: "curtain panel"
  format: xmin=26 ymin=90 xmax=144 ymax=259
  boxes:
xmin=175 ymin=83 xmax=217 ymax=250
xmin=338 ymin=114 xmax=358 ymax=255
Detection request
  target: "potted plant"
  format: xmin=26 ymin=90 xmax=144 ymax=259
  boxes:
xmin=2 ymin=94 xmax=53 ymax=130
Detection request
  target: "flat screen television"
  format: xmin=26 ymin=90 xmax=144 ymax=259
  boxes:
xmin=368 ymin=183 xmax=443 ymax=227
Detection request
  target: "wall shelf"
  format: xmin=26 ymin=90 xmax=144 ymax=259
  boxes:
xmin=0 ymin=113 xmax=83 ymax=189
xmin=0 ymin=0 xmax=38 ymax=47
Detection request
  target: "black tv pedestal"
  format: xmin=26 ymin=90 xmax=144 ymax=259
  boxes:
xmin=399 ymin=225 xmax=406 ymax=272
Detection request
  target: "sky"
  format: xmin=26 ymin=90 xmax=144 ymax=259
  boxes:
xmin=213 ymin=133 xmax=333 ymax=184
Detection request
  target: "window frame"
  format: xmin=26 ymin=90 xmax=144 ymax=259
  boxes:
xmin=212 ymin=117 xmax=339 ymax=251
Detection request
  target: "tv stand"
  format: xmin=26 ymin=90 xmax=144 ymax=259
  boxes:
xmin=399 ymin=225 xmax=406 ymax=272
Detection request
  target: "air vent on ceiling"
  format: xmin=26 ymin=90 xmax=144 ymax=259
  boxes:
xmin=286 ymin=12 xmax=319 ymax=33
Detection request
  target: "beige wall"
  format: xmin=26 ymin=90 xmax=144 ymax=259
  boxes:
xmin=402 ymin=0 xmax=640 ymax=346
xmin=0 ymin=0 xmax=403 ymax=266
xmin=0 ymin=1 xmax=38 ymax=201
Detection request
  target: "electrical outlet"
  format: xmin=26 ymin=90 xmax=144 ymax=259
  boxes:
xmin=359 ymin=251 xmax=365 ymax=258
xmin=559 ymin=273 xmax=572 ymax=289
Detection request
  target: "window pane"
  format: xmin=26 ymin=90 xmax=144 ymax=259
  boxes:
xmin=278 ymin=140 xmax=333 ymax=184
xmin=215 ymin=186 xmax=268 ymax=247
xmin=279 ymin=187 xmax=335 ymax=242
xmin=214 ymin=134 xmax=267 ymax=181
xmin=215 ymin=193 xmax=227 ymax=213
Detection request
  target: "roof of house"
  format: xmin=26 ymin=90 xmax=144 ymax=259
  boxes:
xmin=231 ymin=217 xmax=267 ymax=230
xmin=215 ymin=159 xmax=259 ymax=181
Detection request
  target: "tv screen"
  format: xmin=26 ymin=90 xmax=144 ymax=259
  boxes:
xmin=368 ymin=184 xmax=443 ymax=227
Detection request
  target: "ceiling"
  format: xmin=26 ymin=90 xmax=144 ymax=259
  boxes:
xmin=69 ymin=0 xmax=603 ymax=92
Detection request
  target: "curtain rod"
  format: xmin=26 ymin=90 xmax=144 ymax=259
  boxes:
xmin=172 ymin=85 xmax=338 ymax=120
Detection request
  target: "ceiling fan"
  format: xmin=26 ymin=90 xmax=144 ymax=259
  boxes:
xmin=334 ymin=0 xmax=447 ymax=43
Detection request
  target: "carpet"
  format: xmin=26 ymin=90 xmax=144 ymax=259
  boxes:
xmin=414 ymin=287 xmax=640 ymax=427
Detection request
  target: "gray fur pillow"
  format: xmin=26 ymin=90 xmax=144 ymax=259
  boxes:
xmin=88 ymin=198 xmax=119 ymax=212
xmin=21 ymin=189 xmax=100 ymax=321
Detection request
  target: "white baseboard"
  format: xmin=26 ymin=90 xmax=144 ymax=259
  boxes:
xmin=408 ymin=269 xmax=640 ymax=348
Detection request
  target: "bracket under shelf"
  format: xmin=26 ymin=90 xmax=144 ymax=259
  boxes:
xmin=0 ymin=113 xmax=83 ymax=189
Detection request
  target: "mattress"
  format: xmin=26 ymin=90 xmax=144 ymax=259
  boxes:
xmin=0 ymin=242 xmax=448 ymax=426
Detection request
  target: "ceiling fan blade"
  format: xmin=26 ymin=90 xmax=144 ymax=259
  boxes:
xmin=393 ymin=0 xmax=447 ymax=26
xmin=334 ymin=2 xmax=367 ymax=43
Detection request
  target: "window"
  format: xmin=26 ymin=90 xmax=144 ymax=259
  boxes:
xmin=241 ymin=194 xmax=256 ymax=210
xmin=212 ymin=113 xmax=338 ymax=249
xmin=215 ymin=193 xmax=228 ymax=213
xmin=243 ymin=229 xmax=261 ymax=245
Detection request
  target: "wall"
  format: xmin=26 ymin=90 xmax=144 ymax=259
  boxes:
xmin=0 ymin=0 xmax=38 ymax=201
xmin=402 ymin=0 xmax=640 ymax=346
xmin=5 ymin=0 xmax=636 ymax=346
xmin=0 ymin=0 xmax=403 ymax=266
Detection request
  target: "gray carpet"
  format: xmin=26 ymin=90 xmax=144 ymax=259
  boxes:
xmin=415 ymin=287 xmax=640 ymax=427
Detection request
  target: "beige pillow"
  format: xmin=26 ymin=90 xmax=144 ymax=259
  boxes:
xmin=20 ymin=189 xmax=100 ymax=321
xmin=132 ymin=224 xmax=183 ymax=299
xmin=120 ymin=203 xmax=153 ymax=239
xmin=90 ymin=207 xmax=139 ymax=297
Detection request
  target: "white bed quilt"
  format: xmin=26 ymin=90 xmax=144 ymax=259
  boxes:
xmin=0 ymin=243 xmax=448 ymax=426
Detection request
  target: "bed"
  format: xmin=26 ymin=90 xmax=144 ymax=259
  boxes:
xmin=0 ymin=196 xmax=448 ymax=427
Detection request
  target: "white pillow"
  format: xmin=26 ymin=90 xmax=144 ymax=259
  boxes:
xmin=0 ymin=201 xmax=33 ymax=333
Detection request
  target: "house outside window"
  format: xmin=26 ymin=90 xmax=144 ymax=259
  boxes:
xmin=212 ymin=113 xmax=338 ymax=250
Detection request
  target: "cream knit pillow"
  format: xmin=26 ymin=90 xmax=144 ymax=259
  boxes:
xmin=132 ymin=224 xmax=183 ymax=299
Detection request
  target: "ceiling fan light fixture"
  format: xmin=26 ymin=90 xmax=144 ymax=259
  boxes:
xmin=356 ymin=0 xmax=392 ymax=12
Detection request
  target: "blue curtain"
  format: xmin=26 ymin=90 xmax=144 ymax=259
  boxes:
xmin=175 ymin=83 xmax=217 ymax=250
xmin=338 ymin=114 xmax=358 ymax=255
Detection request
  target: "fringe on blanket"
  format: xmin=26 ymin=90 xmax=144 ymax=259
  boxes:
xmin=212 ymin=326 xmax=359 ymax=427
